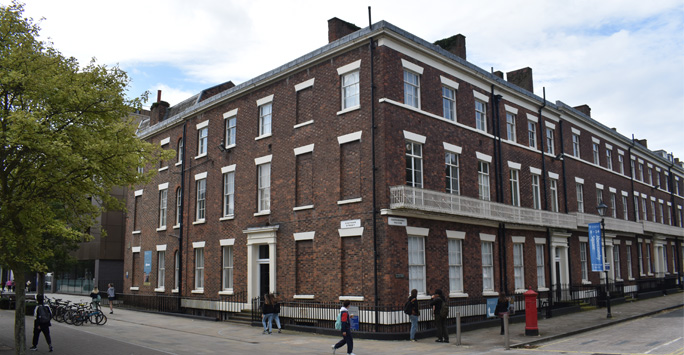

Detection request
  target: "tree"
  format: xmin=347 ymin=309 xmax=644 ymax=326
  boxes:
xmin=0 ymin=3 xmax=170 ymax=353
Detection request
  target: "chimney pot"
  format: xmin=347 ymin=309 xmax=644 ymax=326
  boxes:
xmin=573 ymin=104 xmax=591 ymax=117
xmin=434 ymin=34 xmax=466 ymax=60
xmin=328 ymin=18 xmax=360 ymax=43
xmin=506 ymin=67 xmax=534 ymax=93
xmin=157 ymin=90 xmax=162 ymax=103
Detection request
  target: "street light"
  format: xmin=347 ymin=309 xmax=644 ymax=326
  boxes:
xmin=597 ymin=201 xmax=612 ymax=318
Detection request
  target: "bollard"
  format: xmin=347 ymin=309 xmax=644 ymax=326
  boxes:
xmin=524 ymin=288 xmax=539 ymax=336
xmin=503 ymin=313 xmax=510 ymax=350
xmin=456 ymin=312 xmax=461 ymax=345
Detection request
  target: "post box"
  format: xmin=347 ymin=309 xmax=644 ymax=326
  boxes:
xmin=524 ymin=288 xmax=539 ymax=336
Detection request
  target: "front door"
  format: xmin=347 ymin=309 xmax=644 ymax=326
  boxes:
xmin=258 ymin=245 xmax=270 ymax=297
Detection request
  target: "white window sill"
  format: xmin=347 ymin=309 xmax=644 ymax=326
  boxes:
xmin=254 ymin=210 xmax=271 ymax=217
xmin=154 ymin=287 xmax=165 ymax=293
xmin=175 ymin=162 xmax=182 ymax=166
xmin=647 ymin=273 xmax=654 ymax=276
xmin=616 ymin=278 xmax=624 ymax=282
xmin=582 ymin=280 xmax=592 ymax=285
xmin=294 ymin=120 xmax=314 ymax=129
xmin=449 ymin=293 xmax=468 ymax=298
xmin=255 ymin=134 xmax=272 ymax=141
xmin=129 ymin=287 xmax=139 ymax=291
xmin=538 ymin=287 xmax=550 ymax=292
xmin=158 ymin=166 xmax=168 ymax=172
xmin=337 ymin=105 xmax=361 ymax=116
xmin=193 ymin=219 xmax=206 ymax=225
xmin=156 ymin=226 xmax=167 ymax=232
xmin=218 ymin=290 xmax=234 ymax=296
xmin=293 ymin=205 xmax=314 ymax=211
xmin=132 ymin=231 xmax=141 ymax=235
xmin=514 ymin=289 xmax=527 ymax=294
xmin=191 ymin=289 xmax=204 ymax=294
xmin=339 ymin=295 xmax=364 ymax=302
xmin=294 ymin=294 xmax=315 ymax=300
xmin=338 ymin=198 xmax=362 ymax=205
xmin=482 ymin=291 xmax=499 ymax=297
xmin=219 ymin=215 xmax=235 ymax=221
xmin=417 ymin=295 xmax=432 ymax=301
xmin=224 ymin=143 xmax=236 ymax=150
xmin=173 ymin=224 xmax=180 ymax=230
xmin=194 ymin=154 xmax=207 ymax=160
xmin=172 ymin=288 xmax=179 ymax=294
xmin=628 ymin=278 xmax=635 ymax=281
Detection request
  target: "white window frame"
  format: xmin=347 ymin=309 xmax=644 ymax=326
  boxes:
xmin=576 ymin=183 xmax=585 ymax=213
xmin=611 ymin=192 xmax=617 ymax=218
xmin=445 ymin=151 xmax=460 ymax=195
xmin=626 ymin=245 xmax=633 ymax=279
xmin=545 ymin=127 xmax=555 ymax=155
xmin=572 ymin=133 xmax=580 ymax=157
xmin=481 ymin=240 xmax=495 ymax=292
xmin=478 ymin=160 xmax=491 ymax=201
xmin=194 ymin=247 xmax=204 ymax=291
xmin=258 ymin=102 xmax=272 ymax=137
xmin=606 ymin=149 xmax=613 ymax=170
xmin=158 ymin=187 xmax=168 ymax=229
xmin=257 ymin=162 xmax=271 ymax=214
xmin=513 ymin=242 xmax=525 ymax=291
xmin=580 ymin=242 xmax=589 ymax=281
xmin=222 ymin=245 xmax=234 ymax=292
xmin=536 ymin=243 xmax=546 ymax=288
xmin=448 ymin=236 xmax=464 ymax=294
xmin=506 ymin=112 xmax=517 ymax=142
xmin=550 ymin=178 xmax=559 ymax=212
xmin=157 ymin=250 xmax=165 ymax=289
xmin=403 ymin=70 xmax=420 ymax=108
xmin=177 ymin=138 xmax=183 ymax=164
xmin=196 ymin=121 xmax=209 ymax=158
xmin=528 ymin=120 xmax=537 ymax=149
xmin=532 ymin=173 xmax=542 ymax=210
xmin=613 ymin=245 xmax=621 ymax=280
xmin=475 ymin=99 xmax=487 ymax=132
xmin=408 ymin=235 xmax=426 ymax=294
xmin=442 ymin=86 xmax=456 ymax=121
xmin=406 ymin=141 xmax=423 ymax=188
xmin=174 ymin=251 xmax=180 ymax=291
xmin=618 ymin=154 xmax=625 ymax=174
xmin=225 ymin=114 xmax=237 ymax=148
xmin=174 ymin=188 xmax=182 ymax=228
xmin=222 ymin=165 xmax=236 ymax=219
xmin=510 ymin=169 xmax=520 ymax=207
xmin=342 ymin=70 xmax=360 ymax=110
xmin=195 ymin=177 xmax=206 ymax=222
xmin=592 ymin=143 xmax=600 ymax=165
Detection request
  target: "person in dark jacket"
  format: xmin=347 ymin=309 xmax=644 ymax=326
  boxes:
xmin=331 ymin=300 xmax=354 ymax=355
xmin=494 ymin=294 xmax=510 ymax=335
xmin=261 ymin=293 xmax=274 ymax=334
xmin=408 ymin=289 xmax=420 ymax=341
xmin=431 ymin=289 xmax=448 ymax=343
xmin=272 ymin=293 xmax=282 ymax=333
xmin=29 ymin=294 xmax=53 ymax=352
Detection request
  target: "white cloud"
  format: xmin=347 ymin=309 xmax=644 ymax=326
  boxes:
xmin=14 ymin=0 xmax=684 ymax=155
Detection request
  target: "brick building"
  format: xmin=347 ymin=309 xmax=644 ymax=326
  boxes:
xmin=125 ymin=18 xmax=683 ymax=314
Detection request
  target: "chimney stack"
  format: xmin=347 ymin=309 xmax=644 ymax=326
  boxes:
xmin=574 ymin=104 xmax=591 ymax=117
xmin=506 ymin=67 xmax=533 ymax=93
xmin=434 ymin=34 xmax=467 ymax=60
xmin=328 ymin=18 xmax=360 ymax=43
xmin=636 ymin=139 xmax=648 ymax=148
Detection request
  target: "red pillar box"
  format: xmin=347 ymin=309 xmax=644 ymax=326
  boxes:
xmin=524 ymin=288 xmax=539 ymax=336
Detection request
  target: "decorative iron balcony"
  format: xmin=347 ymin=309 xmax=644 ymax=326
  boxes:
xmin=389 ymin=185 xmax=577 ymax=229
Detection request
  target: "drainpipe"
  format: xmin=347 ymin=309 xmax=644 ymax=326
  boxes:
xmin=559 ymin=120 xmax=568 ymax=214
xmin=368 ymin=6 xmax=380 ymax=332
xmin=539 ymin=89 xmax=548 ymax=211
xmin=490 ymin=86 xmax=507 ymax=293
xmin=666 ymin=155 xmax=682 ymax=289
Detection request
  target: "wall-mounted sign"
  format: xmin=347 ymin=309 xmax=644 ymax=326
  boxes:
xmin=388 ymin=217 xmax=407 ymax=226
xmin=340 ymin=219 xmax=361 ymax=229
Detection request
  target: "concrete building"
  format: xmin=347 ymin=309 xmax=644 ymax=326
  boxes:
xmin=124 ymin=18 xmax=684 ymax=315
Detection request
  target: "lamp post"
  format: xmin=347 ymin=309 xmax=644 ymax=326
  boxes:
xmin=597 ymin=202 xmax=612 ymax=318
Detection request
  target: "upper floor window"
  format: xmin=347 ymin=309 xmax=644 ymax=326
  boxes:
xmin=195 ymin=177 xmax=206 ymax=222
xmin=506 ymin=113 xmax=516 ymax=142
xmin=403 ymin=70 xmax=420 ymax=108
xmin=158 ymin=187 xmax=168 ymax=229
xmin=445 ymin=152 xmax=460 ymax=195
xmin=618 ymin=154 xmax=625 ymax=174
xmin=406 ymin=141 xmax=423 ymax=188
xmin=532 ymin=174 xmax=541 ymax=210
xmin=528 ymin=120 xmax=537 ymax=149
xmin=342 ymin=71 xmax=360 ymax=109
xmin=576 ymin=183 xmax=585 ymax=213
xmin=549 ymin=178 xmax=559 ymax=212
xmin=622 ymin=195 xmax=629 ymax=221
xmin=606 ymin=149 xmax=613 ymax=170
xmin=475 ymin=100 xmax=487 ymax=132
xmin=478 ymin=160 xmax=490 ymax=201
xmin=510 ymin=169 xmax=520 ymax=206
xmin=545 ymin=127 xmax=555 ymax=155
xmin=225 ymin=113 xmax=237 ymax=148
xmin=196 ymin=121 xmax=209 ymax=157
xmin=259 ymin=103 xmax=272 ymax=137
xmin=177 ymin=138 xmax=183 ymax=164
xmin=572 ymin=133 xmax=580 ymax=157
xmin=513 ymin=243 xmax=525 ymax=290
xmin=175 ymin=188 xmax=182 ymax=226
xmin=408 ymin=235 xmax=426 ymax=294
xmin=448 ymin=237 xmax=463 ymax=293
xmin=257 ymin=162 xmax=271 ymax=213
xmin=638 ymin=162 xmax=645 ymax=181
xmin=592 ymin=143 xmax=600 ymax=165
xmin=482 ymin=241 xmax=494 ymax=292
xmin=442 ymin=86 xmax=456 ymax=121
xmin=222 ymin=170 xmax=235 ymax=218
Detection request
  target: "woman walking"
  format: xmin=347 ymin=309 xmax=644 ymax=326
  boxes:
xmin=107 ymin=283 xmax=116 ymax=314
xmin=261 ymin=293 xmax=274 ymax=334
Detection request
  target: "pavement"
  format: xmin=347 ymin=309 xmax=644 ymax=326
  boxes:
xmin=0 ymin=291 xmax=682 ymax=354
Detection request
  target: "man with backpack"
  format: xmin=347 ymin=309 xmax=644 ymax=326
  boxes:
xmin=30 ymin=294 xmax=53 ymax=352
xmin=405 ymin=289 xmax=420 ymax=341
xmin=331 ymin=300 xmax=354 ymax=355
xmin=431 ymin=289 xmax=449 ymax=343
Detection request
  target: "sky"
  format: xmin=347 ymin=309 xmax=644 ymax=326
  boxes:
xmin=11 ymin=0 xmax=684 ymax=157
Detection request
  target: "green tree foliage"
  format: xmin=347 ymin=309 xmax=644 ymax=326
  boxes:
xmin=0 ymin=2 xmax=171 ymax=353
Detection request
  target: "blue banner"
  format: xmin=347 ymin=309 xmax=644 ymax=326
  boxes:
xmin=588 ymin=223 xmax=604 ymax=272
xmin=486 ymin=297 xmax=498 ymax=318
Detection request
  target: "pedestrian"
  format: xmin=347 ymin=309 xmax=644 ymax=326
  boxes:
xmin=494 ymin=294 xmax=510 ymax=335
xmin=107 ymin=283 xmax=116 ymax=314
xmin=90 ymin=287 xmax=101 ymax=310
xmin=261 ymin=293 xmax=274 ymax=334
xmin=331 ymin=300 xmax=354 ymax=355
xmin=26 ymin=280 xmax=31 ymax=292
xmin=431 ymin=289 xmax=449 ymax=343
xmin=29 ymin=294 xmax=53 ymax=352
xmin=271 ymin=293 xmax=282 ymax=333
xmin=407 ymin=288 xmax=420 ymax=341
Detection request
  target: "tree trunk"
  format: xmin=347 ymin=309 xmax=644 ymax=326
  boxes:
xmin=36 ymin=273 xmax=45 ymax=295
xmin=13 ymin=271 xmax=26 ymax=355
